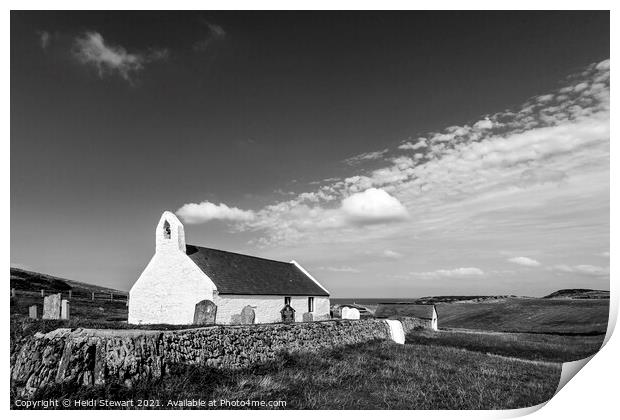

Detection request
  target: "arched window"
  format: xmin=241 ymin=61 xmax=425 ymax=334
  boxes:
xmin=163 ymin=220 xmax=171 ymax=239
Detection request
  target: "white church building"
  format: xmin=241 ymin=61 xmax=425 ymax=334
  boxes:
xmin=128 ymin=211 xmax=331 ymax=325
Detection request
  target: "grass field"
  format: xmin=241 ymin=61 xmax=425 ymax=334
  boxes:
xmin=378 ymin=298 xmax=609 ymax=334
xmin=15 ymin=340 xmax=560 ymax=410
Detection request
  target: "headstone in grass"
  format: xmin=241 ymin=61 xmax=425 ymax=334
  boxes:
xmin=42 ymin=293 xmax=61 ymax=319
xmin=302 ymin=312 xmax=313 ymax=322
xmin=280 ymin=304 xmax=295 ymax=323
xmin=240 ymin=306 xmax=256 ymax=324
xmin=230 ymin=314 xmax=242 ymax=324
xmin=28 ymin=305 xmax=38 ymax=319
xmin=193 ymin=299 xmax=217 ymax=325
xmin=61 ymin=299 xmax=70 ymax=320
xmin=341 ymin=307 xmax=360 ymax=320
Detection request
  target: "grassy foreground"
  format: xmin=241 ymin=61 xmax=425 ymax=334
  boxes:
xmin=16 ymin=340 xmax=560 ymax=410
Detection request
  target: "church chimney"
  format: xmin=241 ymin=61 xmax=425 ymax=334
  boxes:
xmin=155 ymin=211 xmax=186 ymax=253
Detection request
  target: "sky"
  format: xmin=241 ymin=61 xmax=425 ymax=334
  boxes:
xmin=11 ymin=11 xmax=609 ymax=297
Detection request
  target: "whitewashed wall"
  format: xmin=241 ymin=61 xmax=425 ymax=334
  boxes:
xmin=128 ymin=212 xmax=217 ymax=325
xmin=215 ymin=295 xmax=330 ymax=324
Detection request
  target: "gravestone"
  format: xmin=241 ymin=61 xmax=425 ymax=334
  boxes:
xmin=240 ymin=306 xmax=256 ymax=324
xmin=280 ymin=304 xmax=295 ymax=323
xmin=341 ymin=307 xmax=360 ymax=320
xmin=42 ymin=293 xmax=61 ymax=319
xmin=302 ymin=312 xmax=313 ymax=322
xmin=61 ymin=299 xmax=70 ymax=320
xmin=193 ymin=299 xmax=217 ymax=325
xmin=28 ymin=305 xmax=38 ymax=319
xmin=230 ymin=314 xmax=242 ymax=324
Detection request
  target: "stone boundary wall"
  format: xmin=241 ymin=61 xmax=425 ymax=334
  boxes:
xmin=11 ymin=318 xmax=397 ymax=397
xmin=399 ymin=317 xmax=434 ymax=333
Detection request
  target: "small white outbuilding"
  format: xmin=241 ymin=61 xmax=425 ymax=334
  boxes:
xmin=128 ymin=211 xmax=331 ymax=325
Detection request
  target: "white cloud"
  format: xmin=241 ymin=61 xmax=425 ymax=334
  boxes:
xmin=508 ymin=256 xmax=541 ymax=267
xmin=176 ymin=200 xmax=255 ymax=224
xmin=398 ymin=138 xmax=427 ymax=150
xmin=413 ymin=267 xmax=485 ymax=278
xmin=73 ymin=32 xmax=168 ymax=82
xmin=473 ymin=118 xmax=493 ymax=130
xmin=383 ymin=249 xmax=404 ymax=259
xmin=340 ymin=188 xmax=409 ymax=225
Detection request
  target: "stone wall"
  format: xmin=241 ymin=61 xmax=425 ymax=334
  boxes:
xmin=399 ymin=316 xmax=434 ymax=333
xmin=11 ymin=318 xmax=393 ymax=397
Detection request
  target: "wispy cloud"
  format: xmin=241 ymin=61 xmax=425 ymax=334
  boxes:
xmin=38 ymin=30 xmax=51 ymax=49
xmin=194 ymin=21 xmax=227 ymax=51
xmin=344 ymin=149 xmax=389 ymax=166
xmin=412 ymin=267 xmax=485 ymax=278
xmin=73 ymin=31 xmax=168 ymax=82
xmin=317 ymin=266 xmax=361 ymax=273
xmin=551 ymin=264 xmax=609 ymax=276
xmin=508 ymin=257 xmax=541 ymax=267
xmin=383 ymin=249 xmax=404 ymax=259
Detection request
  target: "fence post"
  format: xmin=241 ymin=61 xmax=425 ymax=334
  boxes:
xmin=41 ymin=289 xmax=44 ymax=297
xmin=110 ymin=293 xmax=113 ymax=301
xmin=91 ymin=292 xmax=95 ymax=301
xmin=69 ymin=290 xmax=72 ymax=300
xmin=11 ymin=288 xmax=15 ymax=298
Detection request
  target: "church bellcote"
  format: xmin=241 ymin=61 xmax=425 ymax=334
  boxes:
xmin=156 ymin=211 xmax=186 ymax=253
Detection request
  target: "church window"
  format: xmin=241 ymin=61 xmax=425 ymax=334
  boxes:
xmin=308 ymin=297 xmax=314 ymax=312
xmin=284 ymin=296 xmax=291 ymax=306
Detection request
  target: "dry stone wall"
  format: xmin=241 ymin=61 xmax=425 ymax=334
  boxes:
xmin=12 ymin=319 xmax=392 ymax=397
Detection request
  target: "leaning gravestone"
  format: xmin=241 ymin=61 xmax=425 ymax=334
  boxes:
xmin=280 ymin=304 xmax=296 ymax=323
xmin=302 ymin=312 xmax=313 ymax=322
xmin=28 ymin=305 xmax=38 ymax=319
xmin=193 ymin=299 xmax=217 ymax=325
xmin=42 ymin=293 xmax=61 ymax=319
xmin=240 ymin=306 xmax=256 ymax=324
xmin=61 ymin=299 xmax=70 ymax=320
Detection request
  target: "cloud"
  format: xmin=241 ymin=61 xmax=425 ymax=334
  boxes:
xmin=194 ymin=21 xmax=227 ymax=51
xmin=383 ymin=249 xmax=404 ymax=259
xmin=317 ymin=266 xmax=361 ymax=273
xmin=398 ymin=138 xmax=427 ymax=150
xmin=551 ymin=264 xmax=609 ymax=276
xmin=344 ymin=149 xmax=389 ymax=166
xmin=176 ymin=200 xmax=255 ymax=224
xmin=413 ymin=267 xmax=485 ymax=278
xmin=508 ymin=256 xmax=541 ymax=267
xmin=38 ymin=31 xmax=51 ymax=49
xmin=178 ymin=57 xmax=609 ymax=276
xmin=73 ymin=32 xmax=168 ymax=82
xmin=340 ymin=188 xmax=409 ymax=225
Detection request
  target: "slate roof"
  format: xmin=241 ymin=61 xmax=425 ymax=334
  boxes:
xmin=374 ymin=303 xmax=436 ymax=319
xmin=186 ymin=244 xmax=329 ymax=296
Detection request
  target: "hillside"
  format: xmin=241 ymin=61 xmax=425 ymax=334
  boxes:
xmin=10 ymin=267 xmax=127 ymax=296
xmin=543 ymin=289 xmax=609 ymax=299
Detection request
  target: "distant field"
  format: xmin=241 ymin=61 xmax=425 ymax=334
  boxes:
xmin=437 ymin=298 xmax=609 ymax=334
xmin=377 ymin=298 xmax=608 ymax=334
xmin=406 ymin=329 xmax=605 ymax=363
xmin=17 ymin=340 xmax=560 ymax=410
